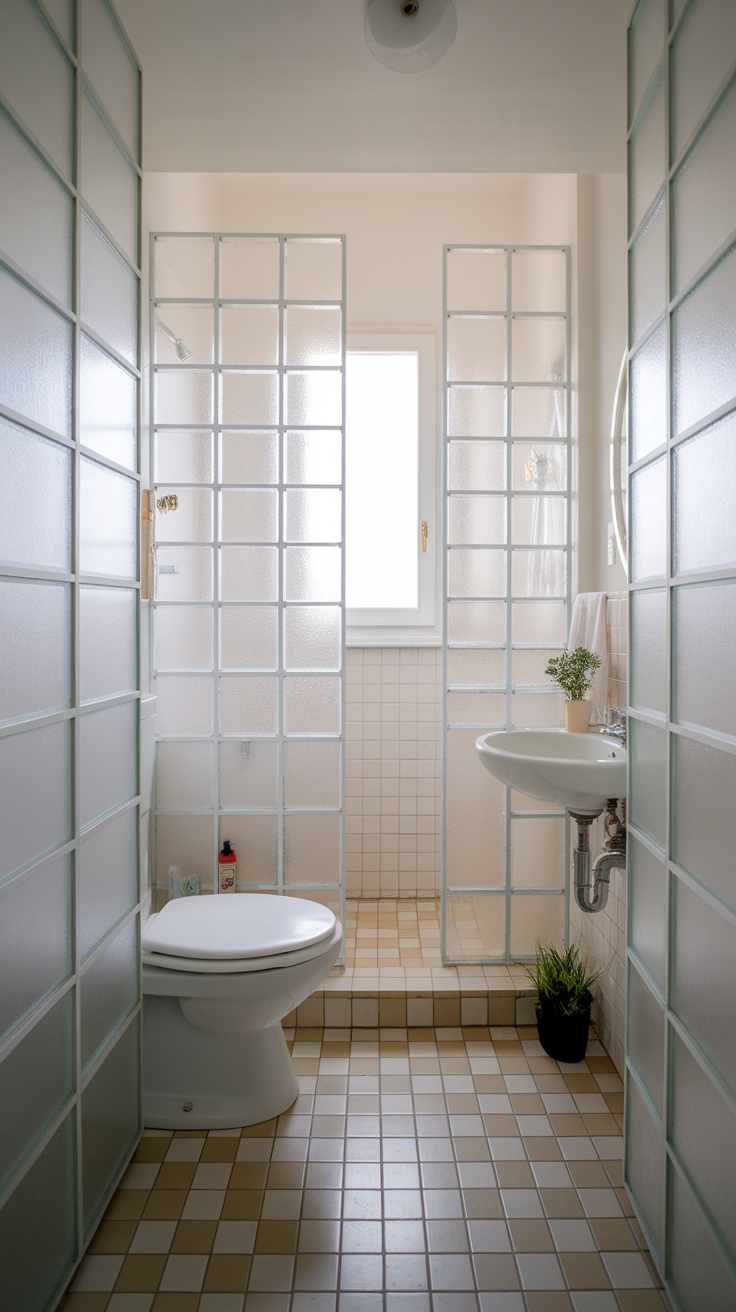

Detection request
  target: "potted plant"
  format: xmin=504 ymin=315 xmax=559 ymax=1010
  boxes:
xmin=525 ymin=941 xmax=599 ymax=1064
xmin=545 ymin=647 xmax=601 ymax=732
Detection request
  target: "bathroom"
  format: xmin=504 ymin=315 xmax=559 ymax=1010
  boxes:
xmin=2 ymin=1 xmax=735 ymax=1309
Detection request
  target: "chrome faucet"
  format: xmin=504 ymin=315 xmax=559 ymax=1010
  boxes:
xmin=596 ymin=705 xmax=626 ymax=749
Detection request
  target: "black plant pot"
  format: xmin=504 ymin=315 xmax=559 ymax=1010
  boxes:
xmin=536 ymin=1001 xmax=591 ymax=1064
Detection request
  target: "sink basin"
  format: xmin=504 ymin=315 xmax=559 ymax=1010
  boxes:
xmin=475 ymin=729 xmax=626 ymax=816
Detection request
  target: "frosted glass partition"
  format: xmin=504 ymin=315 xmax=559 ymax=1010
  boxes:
xmin=626 ymin=2 xmax=736 ymax=1304
xmin=152 ymin=234 xmax=345 ymax=934
xmin=442 ymin=245 xmax=570 ymax=961
xmin=0 ymin=1 xmax=142 ymax=1303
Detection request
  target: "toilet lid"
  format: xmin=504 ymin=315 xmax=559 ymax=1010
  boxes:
xmin=142 ymin=893 xmax=336 ymax=961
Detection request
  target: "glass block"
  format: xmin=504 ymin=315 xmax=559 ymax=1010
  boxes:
xmin=154 ymin=675 xmax=214 ymax=735
xmin=630 ymin=321 xmax=667 ymax=462
xmin=221 ymin=306 xmax=278 ymax=366
xmin=629 ymin=717 xmax=667 ymax=849
xmin=155 ymin=488 xmax=212 ymax=544
xmin=447 ymin=601 xmax=506 ymax=645
xmin=672 ymin=733 xmax=736 ymax=908
xmin=672 ymin=873 xmax=736 ymax=1090
xmin=512 ymin=599 xmax=567 ymax=645
xmin=446 ymin=249 xmax=507 ymax=312
xmin=512 ymin=443 xmax=567 ymax=492
xmin=156 ymin=814 xmax=214 ymax=892
xmin=511 ymin=250 xmax=566 ymax=312
xmin=81 ymin=209 xmax=137 ymax=366
xmin=284 ymin=676 xmax=341 ymax=735
xmin=673 ymin=245 xmax=736 ymax=436
xmin=674 ymin=411 xmax=736 ymax=573
xmin=512 ymin=647 xmax=562 ymax=684
xmin=628 ymin=962 xmax=665 ymax=1116
xmin=81 ymin=0 xmax=139 ymax=159
xmin=511 ymin=496 xmax=566 ymax=546
xmin=78 ymin=804 xmax=137 ymax=959
xmin=219 ymin=740 xmax=278 ymax=809
xmin=0 ymin=853 xmax=72 ymax=1042
xmin=285 ymin=547 xmax=341 ymax=602
xmin=155 ymin=430 xmax=213 ymax=484
xmin=156 ymin=546 xmax=213 ymax=601
xmin=82 ymin=1018 xmax=140 ymax=1232
xmin=220 ymin=371 xmax=278 ymax=426
xmin=0 ymin=991 xmax=74 ymax=1197
xmin=285 ymin=740 xmax=341 ymax=808
xmin=630 ymin=193 xmax=666 ymax=345
xmin=221 ymin=488 xmax=281 ymax=544
xmin=448 ymin=441 xmax=505 ymax=492
xmin=220 ymin=237 xmax=279 ymax=299
xmin=284 ymin=813 xmax=341 ymax=885
xmin=220 ymin=606 xmax=277 ymax=670
xmin=222 ymin=814 xmax=278 ymax=886
xmin=0 ymin=106 xmax=73 ymax=307
xmin=447 ymin=648 xmax=505 ymax=685
xmin=0 ymin=579 xmax=71 ymax=721
xmin=285 ymin=430 xmax=342 ymax=485
xmin=156 ymin=238 xmax=215 ymax=300
xmin=670 ymin=0 xmax=736 ymax=160
xmin=285 ymin=489 xmax=342 ymax=543
xmin=630 ymin=456 xmax=666 ymax=581
xmin=0 ymin=1111 xmax=76 ymax=1312
xmin=285 ymin=239 xmax=342 ymax=301
xmin=79 ymin=585 xmax=137 ymax=702
xmin=80 ymin=458 xmax=137 ymax=579
xmin=511 ymin=817 xmax=565 ymax=888
xmin=629 ymin=833 xmax=666 ymax=990
xmin=447 ymin=316 xmax=506 ymax=382
xmin=0 ymin=266 xmax=72 ymax=438
xmin=448 ymin=495 xmax=506 ymax=546
xmin=220 ymin=546 xmax=278 ymax=602
xmin=156 ymin=740 xmax=213 ymax=810
xmin=512 ymin=690 xmax=562 ymax=726
xmin=629 ymin=0 xmax=665 ymax=124
xmin=221 ymin=675 xmax=278 ymax=735
xmin=155 ymin=370 xmax=214 ymax=425
xmin=284 ymin=606 xmax=341 ymax=670
xmin=221 ymin=431 xmax=278 ymax=485
xmin=511 ymin=549 xmax=566 ymax=597
xmin=79 ymin=700 xmax=136 ymax=829
xmin=510 ymin=894 xmax=565 ymax=957
xmin=630 ymin=587 xmax=666 ymax=713
xmin=668 ymin=1152 xmax=736 ymax=1311
xmin=155 ymin=605 xmax=213 ymax=671
xmin=511 ymin=318 xmax=566 ymax=384
xmin=671 ymin=1026 xmax=736 ymax=1259
xmin=447 ymin=690 xmax=505 ymax=725
xmin=674 ymin=580 xmax=736 ymax=735
xmin=447 ymin=386 xmax=505 ymax=438
xmin=80 ymin=915 xmax=138 ymax=1072
xmin=0 ymin=0 xmax=74 ymax=177
xmin=80 ymin=331 xmax=138 ymax=470
xmin=154 ymin=306 xmax=214 ymax=365
xmin=285 ymin=370 xmax=342 ymax=427
xmin=629 ymin=67 xmax=665 ymax=236
xmin=672 ymin=76 xmax=736 ymax=294
xmin=446 ymin=729 xmax=505 ymax=890
xmin=0 ymin=721 xmax=72 ymax=882
xmin=286 ymin=306 xmax=342 ymax=366
xmin=448 ymin=549 xmax=506 ymax=598
xmin=511 ymin=388 xmax=565 ymax=438
xmin=446 ymin=895 xmax=505 ymax=960
xmin=625 ymin=1074 xmax=663 ymax=1263
xmin=80 ymin=88 xmax=138 ymax=262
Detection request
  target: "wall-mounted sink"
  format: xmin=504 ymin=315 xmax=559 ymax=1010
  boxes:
xmin=475 ymin=729 xmax=626 ymax=816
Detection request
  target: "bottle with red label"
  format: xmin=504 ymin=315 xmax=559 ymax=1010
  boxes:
xmin=218 ymin=840 xmax=237 ymax=894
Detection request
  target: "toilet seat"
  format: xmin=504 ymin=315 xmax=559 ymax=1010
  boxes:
xmin=142 ymin=920 xmax=342 ymax=974
xmin=142 ymin=893 xmax=338 ymax=972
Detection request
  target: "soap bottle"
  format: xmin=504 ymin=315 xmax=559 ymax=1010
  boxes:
xmin=218 ymin=840 xmax=237 ymax=894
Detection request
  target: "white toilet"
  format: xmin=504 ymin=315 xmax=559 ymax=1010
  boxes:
xmin=141 ymin=892 xmax=342 ymax=1129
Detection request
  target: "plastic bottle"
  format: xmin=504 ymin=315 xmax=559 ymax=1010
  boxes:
xmin=218 ymin=840 xmax=237 ymax=894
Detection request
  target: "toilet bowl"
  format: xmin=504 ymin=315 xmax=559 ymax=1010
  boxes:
xmin=141 ymin=893 xmax=342 ymax=1129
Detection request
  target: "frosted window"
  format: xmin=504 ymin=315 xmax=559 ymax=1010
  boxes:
xmin=630 ymin=194 xmax=666 ymax=346
xmin=79 ymin=334 xmax=137 ymax=470
xmin=512 ymin=600 xmax=566 ymax=645
xmin=79 ymin=586 xmax=137 ymax=703
xmin=0 ymin=721 xmax=72 ymax=881
xmin=82 ymin=1018 xmax=140 ymax=1231
xmin=285 ymin=547 xmax=341 ymax=603
xmin=668 ymin=1157 xmax=736 ymax=1310
xmin=511 ymin=817 xmax=565 ymax=888
xmin=222 ymin=814 xmax=278 ymax=886
xmin=220 ymin=676 xmax=278 ymax=735
xmin=156 ymin=547 xmax=213 ymax=602
xmin=630 ymin=322 xmax=667 ymax=462
xmin=670 ymin=0 xmax=736 ymax=160
xmin=672 ymin=76 xmax=736 ymax=294
xmin=284 ymin=606 xmax=341 ymax=671
xmin=283 ymin=305 xmax=342 ymax=367
xmin=0 ymin=854 xmax=72 ymax=1042
xmin=511 ymin=388 xmax=565 ymax=437
xmin=285 ymin=239 xmax=342 ymax=301
xmin=511 ymin=318 xmax=566 ymax=383
xmin=0 ymin=107 xmax=73 ymax=307
xmin=511 ymin=549 xmax=566 ymax=597
xmin=0 ymin=266 xmax=72 ymax=439
xmin=78 ymin=701 xmax=137 ymax=829
xmin=80 ymin=918 xmax=138 ymax=1072
xmin=629 ymin=67 xmax=665 ymax=236
xmin=285 ymin=740 xmax=341 ymax=808
xmin=449 ymin=496 xmax=506 ymax=546
xmin=449 ymin=441 xmax=506 ymax=492
xmin=446 ymin=894 xmax=506 ymax=960
xmin=630 ymin=456 xmax=666 ymax=581
xmin=511 ymin=250 xmax=566 ymax=312
xmin=672 ymin=734 xmax=736 ymax=909
xmin=672 ymin=874 xmax=736 ymax=1090
xmin=449 ymin=549 xmax=506 ymax=599
xmin=0 ymin=1113 xmax=76 ymax=1312
xmin=448 ymin=385 xmax=505 ymax=438
xmin=283 ymin=814 xmax=340 ymax=885
xmin=285 ymin=490 xmax=342 ymax=545
xmin=154 ymin=675 xmax=214 ymax=736
xmin=156 ymin=430 xmax=214 ymax=484
xmin=79 ymin=458 xmax=137 ymax=579
xmin=628 ymin=833 xmax=666 ymax=990
xmin=510 ymin=894 xmax=564 ymax=958
xmin=156 ymin=741 xmax=214 ymax=811
xmin=0 ymin=0 xmax=74 ymax=177
xmin=673 ymin=411 xmax=736 ymax=574
xmin=220 ymin=238 xmax=279 ymax=300
xmin=447 ymin=689 xmax=505 ymax=725
xmin=628 ymin=718 xmax=667 ymax=849
xmin=81 ymin=0 xmax=140 ymax=160
xmin=630 ymin=588 xmax=666 ymax=714
xmin=446 ymin=730 xmax=505 ymax=891
xmin=220 ymin=546 xmax=278 ymax=602
xmin=155 ymin=814 xmax=215 ymax=891
xmin=80 ymin=89 xmax=138 ymax=263
xmin=155 ymin=370 xmax=213 ymax=425
xmin=674 ymin=580 xmax=736 ymax=736
xmin=511 ymin=443 xmax=566 ymax=492
xmin=511 ymin=497 xmax=566 ymax=546
xmin=221 ymin=431 xmax=278 ymax=485
xmin=80 ymin=216 xmax=138 ymax=367
xmin=447 ymin=317 xmax=506 ymax=382
xmin=221 ymin=306 xmax=278 ymax=367
xmin=0 ymin=992 xmax=74 ymax=1197
xmin=627 ymin=962 xmax=665 ymax=1116
xmin=284 ymin=677 xmax=341 ymax=735
xmin=625 ymin=1075 xmax=663 ymax=1263
xmin=156 ymin=238 xmax=214 ymax=299
xmin=671 ymin=1027 xmax=736 ymax=1256
xmin=286 ymin=370 xmax=342 ymax=428
xmin=0 ymin=579 xmax=71 ymax=721
xmin=629 ymin=0 xmax=665 ymax=124
xmin=220 ymin=606 xmax=277 ymax=670
xmin=220 ymin=490 xmax=277 ymax=544
xmin=219 ymin=741 xmax=278 ymax=810
xmin=446 ymin=249 xmax=507 ymax=312
xmin=448 ymin=647 xmax=505 ymax=684
xmin=155 ymin=488 xmax=213 ymax=544
xmin=447 ymin=600 xmax=506 ymax=644
xmin=673 ymin=243 xmax=736 ymax=437
xmin=285 ymin=430 xmax=342 ymax=485
xmin=78 ymin=808 xmax=138 ymax=958
xmin=155 ymin=606 xmax=213 ymax=671
xmin=155 ymin=306 xmax=214 ymax=366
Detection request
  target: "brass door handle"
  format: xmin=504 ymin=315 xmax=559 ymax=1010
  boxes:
xmin=421 ymin=520 xmax=428 ymax=553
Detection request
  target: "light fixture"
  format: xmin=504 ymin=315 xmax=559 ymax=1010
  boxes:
xmin=365 ymin=0 xmax=457 ymax=74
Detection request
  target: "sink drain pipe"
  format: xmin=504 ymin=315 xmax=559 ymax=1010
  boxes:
xmin=570 ymin=799 xmax=626 ymax=914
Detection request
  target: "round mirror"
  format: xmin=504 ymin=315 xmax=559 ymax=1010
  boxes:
xmin=610 ymin=350 xmax=628 ymax=573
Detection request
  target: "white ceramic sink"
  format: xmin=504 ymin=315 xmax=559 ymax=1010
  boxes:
xmin=475 ymin=729 xmax=626 ymax=816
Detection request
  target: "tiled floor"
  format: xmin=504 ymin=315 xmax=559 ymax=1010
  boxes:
xmin=345 ymin=901 xmax=443 ymax=967
xmin=62 ymin=1026 xmax=668 ymax=1312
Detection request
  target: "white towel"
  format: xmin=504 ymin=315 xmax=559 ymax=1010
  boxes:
xmin=568 ymin=592 xmax=609 ymax=724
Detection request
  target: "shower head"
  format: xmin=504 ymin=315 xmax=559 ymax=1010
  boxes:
xmin=156 ymin=314 xmax=194 ymax=361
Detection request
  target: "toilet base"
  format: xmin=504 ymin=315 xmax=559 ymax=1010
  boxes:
xmin=142 ymin=994 xmax=299 ymax=1129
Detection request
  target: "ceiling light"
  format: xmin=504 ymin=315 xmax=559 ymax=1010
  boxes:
xmin=365 ymin=0 xmax=457 ymax=74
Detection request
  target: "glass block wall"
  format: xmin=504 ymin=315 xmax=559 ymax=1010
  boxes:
xmin=151 ymin=235 xmax=345 ymax=935
xmin=442 ymin=245 xmax=570 ymax=961
xmin=626 ymin=0 xmax=736 ymax=1304
xmin=0 ymin=0 xmax=142 ymax=1306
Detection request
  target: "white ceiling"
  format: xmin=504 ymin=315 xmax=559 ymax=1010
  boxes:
xmin=116 ymin=0 xmax=630 ymax=174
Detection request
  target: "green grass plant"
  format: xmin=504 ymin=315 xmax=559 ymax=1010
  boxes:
xmin=525 ymin=940 xmax=600 ymax=1018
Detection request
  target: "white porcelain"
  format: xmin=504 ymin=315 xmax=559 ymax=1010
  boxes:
xmin=475 ymin=728 xmax=626 ymax=816
xmin=143 ymin=892 xmax=336 ymax=960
